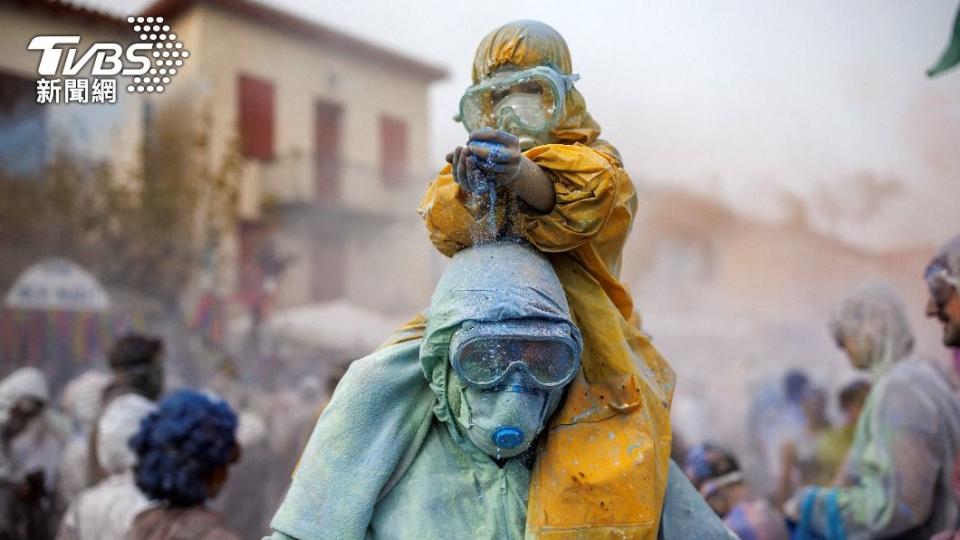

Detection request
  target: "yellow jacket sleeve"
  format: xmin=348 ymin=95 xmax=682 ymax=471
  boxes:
xmin=515 ymin=143 xmax=630 ymax=257
xmin=417 ymin=164 xmax=476 ymax=258
xmin=417 ymin=142 xmax=637 ymax=319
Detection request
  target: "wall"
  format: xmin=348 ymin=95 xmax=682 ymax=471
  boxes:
xmin=154 ymin=3 xmax=439 ymax=314
xmin=0 ymin=3 xmax=143 ymax=179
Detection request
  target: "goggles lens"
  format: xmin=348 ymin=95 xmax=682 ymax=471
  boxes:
xmin=459 ymin=67 xmax=571 ymax=134
xmin=454 ymin=337 xmax=578 ymax=389
xmin=494 ymin=93 xmax=553 ymax=131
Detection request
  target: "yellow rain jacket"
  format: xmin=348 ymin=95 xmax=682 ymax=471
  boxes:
xmin=415 ymin=20 xmax=676 ymax=539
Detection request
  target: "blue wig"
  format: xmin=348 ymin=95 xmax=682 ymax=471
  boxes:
xmin=130 ymin=389 xmax=238 ymax=506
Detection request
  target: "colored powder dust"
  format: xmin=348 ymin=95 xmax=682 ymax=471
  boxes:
xmin=486 ymin=188 xmax=496 ymax=241
xmin=466 ymin=189 xmax=496 ymax=245
xmin=464 ymin=141 xmax=507 ymax=245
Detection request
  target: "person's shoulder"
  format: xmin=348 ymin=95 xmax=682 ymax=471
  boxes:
xmin=177 ymin=507 xmax=239 ymax=540
xmin=202 ymin=525 xmax=242 ymax=540
xmin=874 ymin=359 xmax=920 ymax=387
xmin=128 ymin=505 xmax=164 ymax=534
xmin=320 ymin=337 xmax=429 ymax=419
xmin=870 ymin=358 xmax=951 ymax=433
xmin=883 ymin=357 xmax=950 ymax=393
xmin=130 ymin=506 xmax=236 ymax=540
xmin=343 ymin=338 xmax=423 ymax=383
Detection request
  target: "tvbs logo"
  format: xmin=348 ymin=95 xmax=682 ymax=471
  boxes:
xmin=28 ymin=36 xmax=152 ymax=77
xmin=28 ymin=16 xmax=189 ymax=103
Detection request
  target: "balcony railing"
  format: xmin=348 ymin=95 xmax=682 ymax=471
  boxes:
xmin=238 ymin=151 xmax=433 ymax=221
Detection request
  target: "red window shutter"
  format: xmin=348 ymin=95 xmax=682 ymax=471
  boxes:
xmin=238 ymin=74 xmax=275 ymax=160
xmin=379 ymin=115 xmax=408 ymax=187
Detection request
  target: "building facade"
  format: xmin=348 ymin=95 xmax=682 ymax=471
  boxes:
xmin=1 ymin=0 xmax=446 ymax=388
xmin=142 ymin=0 xmax=446 ymax=317
xmin=0 ymin=0 xmax=143 ymax=179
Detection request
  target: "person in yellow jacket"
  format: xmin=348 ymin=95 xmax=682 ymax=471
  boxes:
xmin=417 ymin=19 xmax=682 ymax=537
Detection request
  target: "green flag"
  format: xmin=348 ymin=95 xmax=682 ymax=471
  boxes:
xmin=928 ymin=3 xmax=960 ymax=77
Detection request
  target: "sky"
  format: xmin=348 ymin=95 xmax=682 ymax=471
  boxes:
xmin=87 ymin=0 xmax=960 ymax=250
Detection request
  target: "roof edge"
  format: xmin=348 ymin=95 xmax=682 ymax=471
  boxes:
xmin=140 ymin=0 xmax=447 ymax=82
xmin=2 ymin=0 xmax=128 ymax=30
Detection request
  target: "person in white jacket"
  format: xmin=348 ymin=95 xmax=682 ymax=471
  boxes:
xmin=57 ymin=394 xmax=157 ymax=540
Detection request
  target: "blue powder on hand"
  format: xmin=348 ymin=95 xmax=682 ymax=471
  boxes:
xmin=462 ymin=141 xmax=508 ymax=244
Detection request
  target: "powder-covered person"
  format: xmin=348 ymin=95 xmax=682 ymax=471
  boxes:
xmin=685 ymin=443 xmax=789 ymax=540
xmin=267 ymin=242 xmax=731 ymax=539
xmin=57 ymin=394 xmax=157 ymax=540
xmin=926 ymin=234 xmax=960 ymax=351
xmin=88 ymin=334 xmax=166 ymax=486
xmin=786 ymin=283 xmax=960 ymax=539
xmin=926 ymin=233 xmax=960 ymax=540
xmin=0 ymin=367 xmax=70 ymax=540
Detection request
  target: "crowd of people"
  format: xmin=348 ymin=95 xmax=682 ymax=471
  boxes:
xmin=1 ymin=17 xmax=958 ymax=540
xmin=0 ymin=334 xmax=324 ymax=540
xmin=674 ymin=237 xmax=960 ymax=539
xmin=3 ymin=234 xmax=959 ymax=539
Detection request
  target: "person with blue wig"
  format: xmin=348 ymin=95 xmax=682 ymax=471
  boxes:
xmin=127 ymin=389 xmax=241 ymax=540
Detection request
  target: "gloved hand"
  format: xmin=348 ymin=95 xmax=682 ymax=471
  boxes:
xmin=445 ymin=128 xmax=522 ymax=195
xmin=445 ymin=143 xmax=496 ymax=194
xmin=466 ymin=128 xmax=522 ymax=188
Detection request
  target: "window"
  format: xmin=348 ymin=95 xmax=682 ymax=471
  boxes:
xmin=313 ymin=100 xmax=342 ymax=201
xmin=238 ymin=74 xmax=274 ymax=160
xmin=0 ymin=70 xmax=46 ymax=177
xmin=379 ymin=115 xmax=408 ymax=187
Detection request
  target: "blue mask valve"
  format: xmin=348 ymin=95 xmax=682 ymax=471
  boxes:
xmin=492 ymin=426 xmax=523 ymax=449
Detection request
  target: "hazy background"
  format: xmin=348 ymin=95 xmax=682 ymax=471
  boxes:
xmin=87 ymin=0 xmax=960 ymax=250
xmin=4 ymin=0 xmax=958 ymax=510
